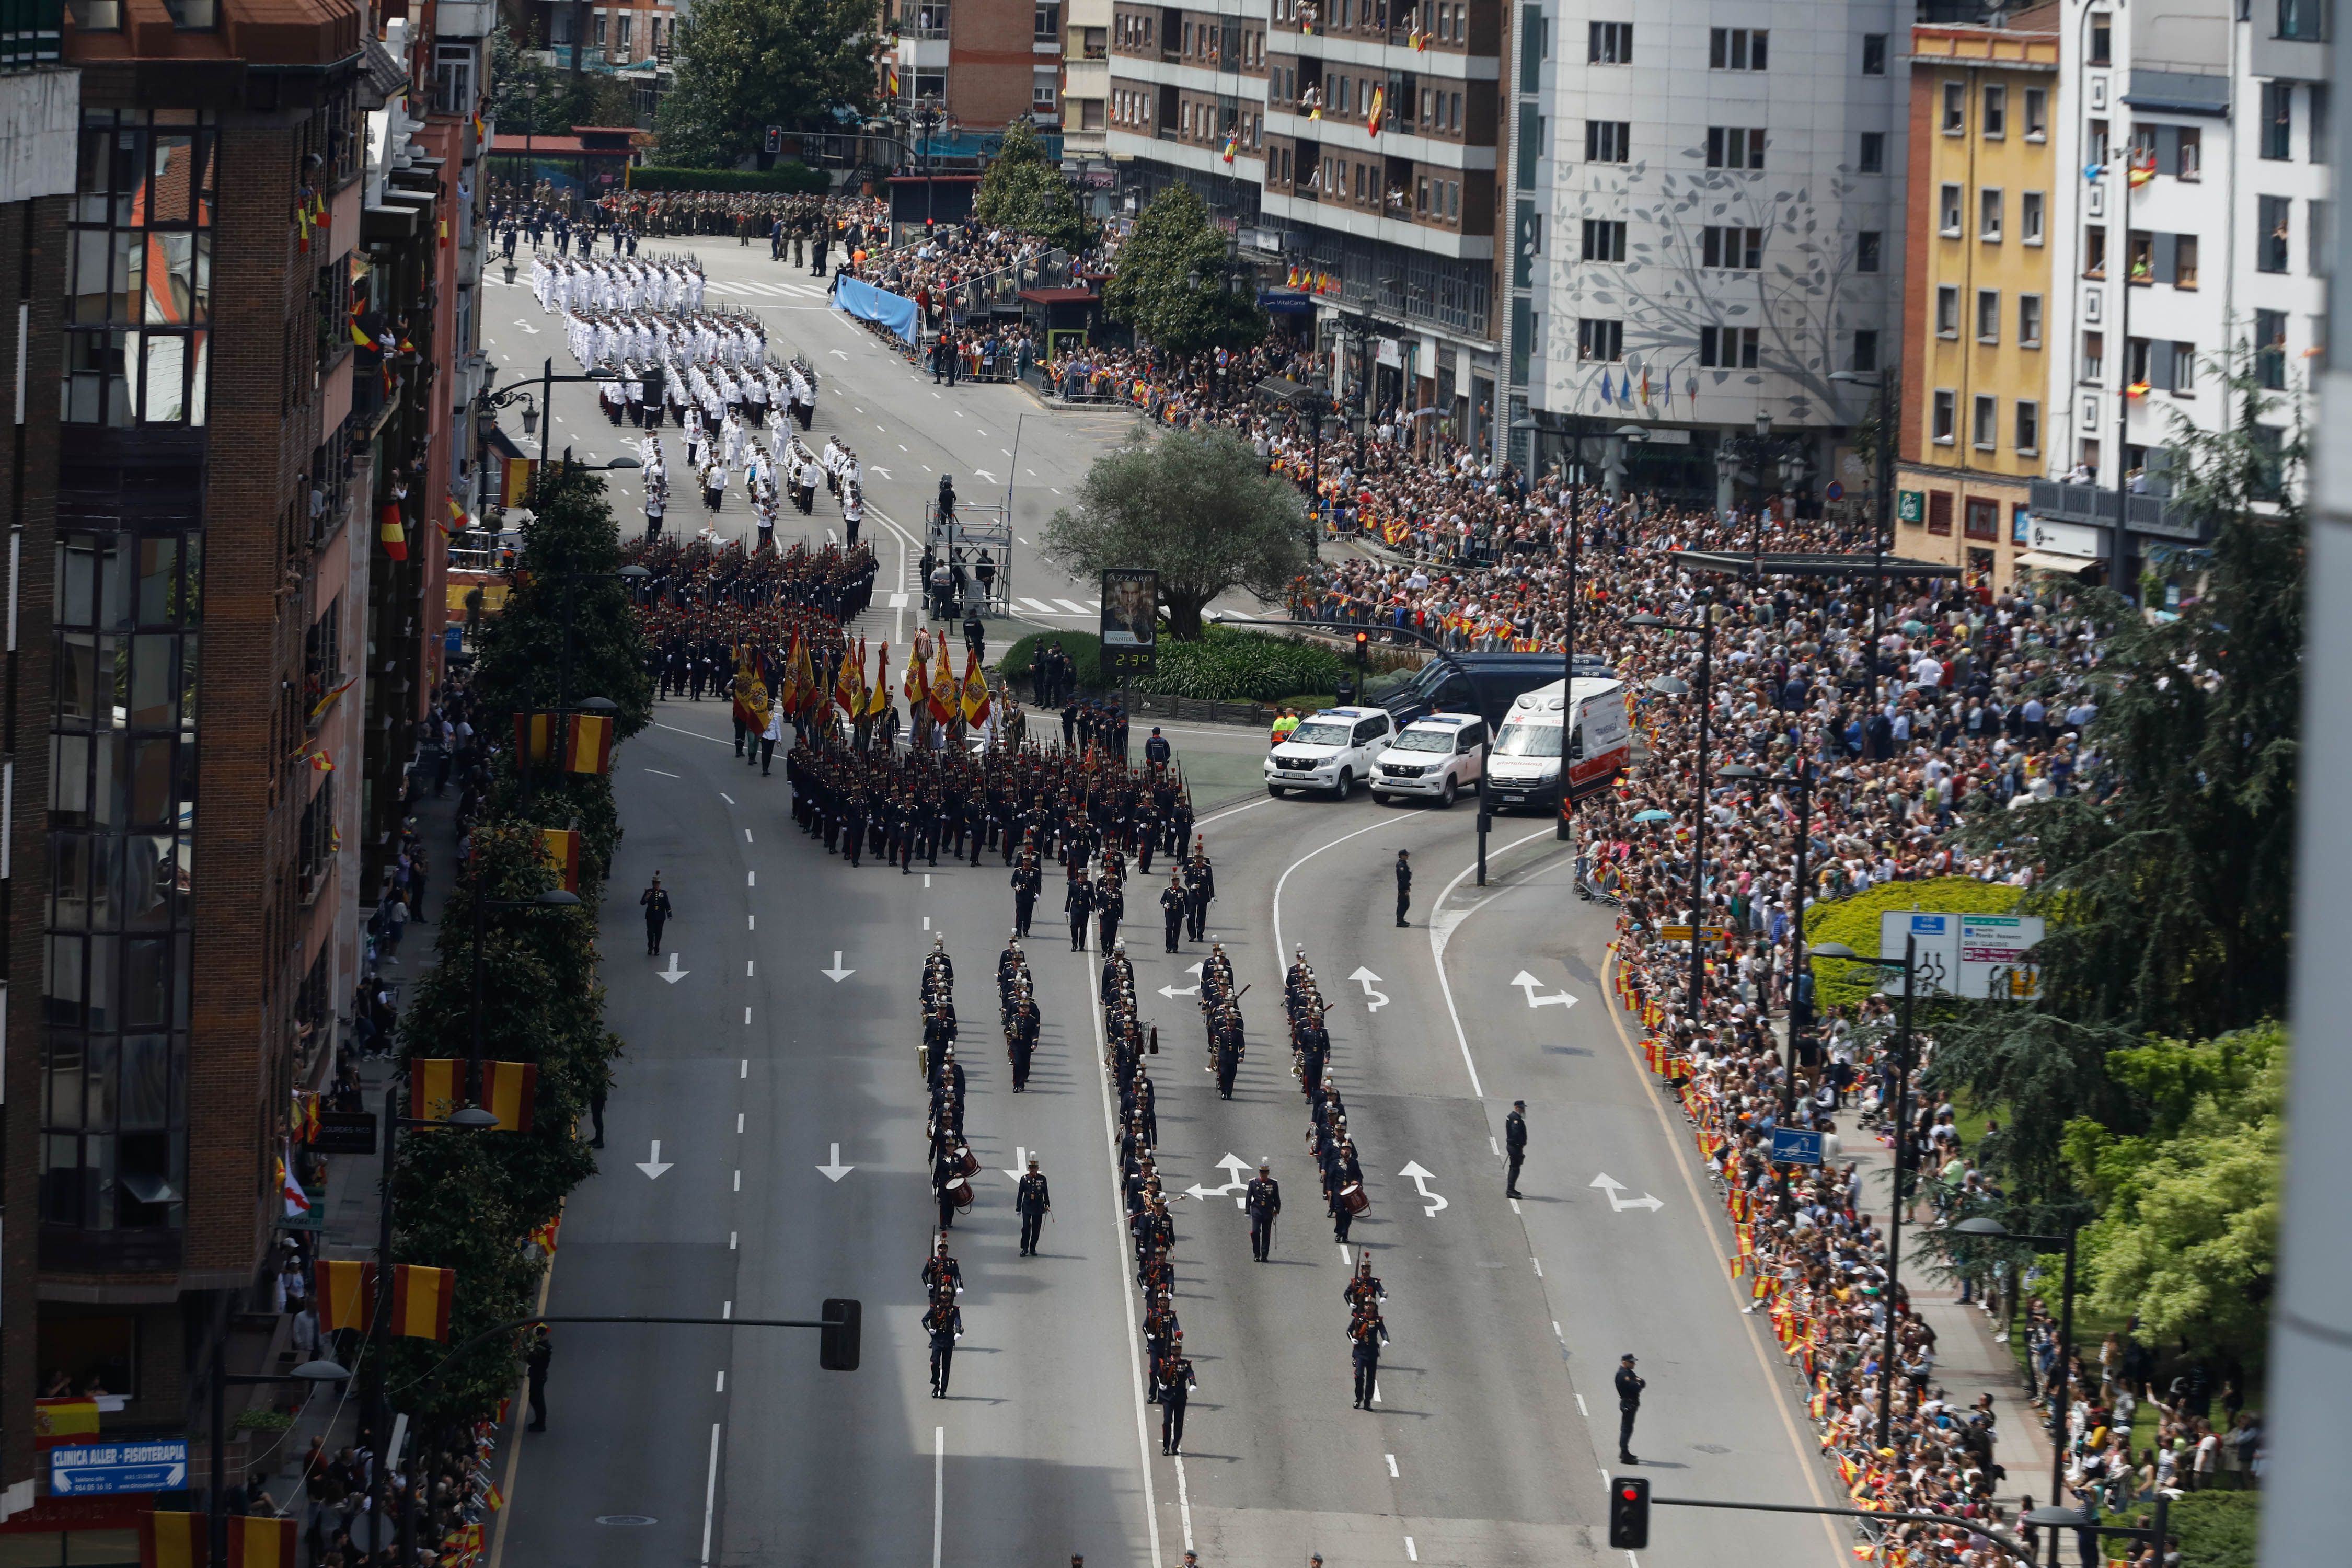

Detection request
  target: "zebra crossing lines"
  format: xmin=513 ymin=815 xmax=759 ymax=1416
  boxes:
xmin=707 ymin=278 xmax=832 ymax=301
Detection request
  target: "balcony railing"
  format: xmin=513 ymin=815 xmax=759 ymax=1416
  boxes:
xmin=3 ymin=0 xmax=65 ymax=69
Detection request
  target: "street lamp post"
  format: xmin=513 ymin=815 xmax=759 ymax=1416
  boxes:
xmin=206 ymin=1353 xmax=350 ymax=1566
xmin=1630 ymin=604 xmax=1718 ymax=1025
xmin=1956 ymin=1214 xmax=2085 ymax=1566
xmin=1811 ymin=937 xmax=1919 ymax=1450
xmin=1830 ymin=365 xmax=1900 ymax=721
xmin=1718 ymin=760 xmax=1814 ymax=1115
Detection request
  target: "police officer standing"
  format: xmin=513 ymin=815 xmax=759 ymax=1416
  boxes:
xmin=1393 ymin=848 xmax=1412 ymax=927
xmin=1016 ymin=1156 xmax=1052 ymax=1256
xmin=1245 ymin=1161 xmax=1281 ymax=1261
xmin=1615 ymin=1353 xmax=1645 ymax=1463
xmin=524 ymin=1324 xmax=552 ymax=1431
xmin=641 ymin=873 xmax=674 ymax=956
xmin=1504 ymin=1099 xmax=1528 ymax=1199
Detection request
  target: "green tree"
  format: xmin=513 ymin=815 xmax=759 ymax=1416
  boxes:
xmin=1929 ymin=356 xmax=2304 ymax=1211
xmin=652 ymin=0 xmax=875 ymax=170
xmin=471 ymin=464 xmax=654 ymax=742
xmin=1042 ymin=429 xmax=1306 ymax=639
xmin=973 ymin=119 xmax=1087 ymax=251
xmin=1099 ymin=185 xmax=1267 ymax=356
xmin=488 ymin=23 xmax=639 ymax=136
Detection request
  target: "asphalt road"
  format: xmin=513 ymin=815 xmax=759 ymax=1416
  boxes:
xmin=480 ymin=240 xmax=1848 ymax=1568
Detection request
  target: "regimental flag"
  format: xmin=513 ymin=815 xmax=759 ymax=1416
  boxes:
xmin=378 ymin=503 xmax=408 ymax=562
xmin=791 ymin=635 xmax=817 ymax=721
xmin=34 ymin=1396 xmax=100 ymax=1449
xmin=960 ymin=649 xmax=991 ymax=729
xmin=902 ymin=641 xmax=928 ymax=705
xmin=140 ymin=1512 xmax=209 ymax=1568
xmin=928 ymin=641 xmax=956 ymax=724
xmin=481 ymin=1059 xmax=539 ymax=1133
xmin=514 ymin=712 xmax=557 ymax=766
xmin=411 ymin=1058 xmax=466 ymax=1122
xmin=834 ymin=637 xmax=859 ymax=713
xmin=1366 ymin=86 xmax=1386 ymax=137
xmin=541 ymin=827 xmax=582 ymax=897
xmin=227 ymin=1516 xmax=297 ymax=1568
xmin=564 ymin=712 xmax=615 ymax=775
xmin=315 ymin=1260 xmax=377 ymax=1331
xmin=500 ymin=456 xmax=536 ymax=506
xmin=775 ymin=635 xmax=802 ymax=716
xmin=867 ymin=642 xmax=892 ymax=718
xmin=391 ymin=1264 xmax=456 ymax=1341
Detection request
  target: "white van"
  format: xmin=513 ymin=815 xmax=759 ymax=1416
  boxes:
xmin=1482 ymin=677 xmax=1630 ymax=812
xmin=1370 ymin=713 xmax=1486 ymax=807
xmin=1265 ymin=706 xmax=1398 ymax=800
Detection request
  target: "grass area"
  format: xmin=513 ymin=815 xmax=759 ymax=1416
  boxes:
xmin=2143 ymin=1488 xmax=2257 ymax=1567
xmin=1803 ymin=876 xmax=2024 ymax=1008
xmin=996 ymin=627 xmax=1346 ymax=704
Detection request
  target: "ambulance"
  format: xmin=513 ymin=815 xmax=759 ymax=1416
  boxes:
xmin=1480 ymin=677 xmax=1631 ymax=813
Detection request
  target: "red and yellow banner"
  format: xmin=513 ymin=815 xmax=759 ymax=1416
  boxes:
xmin=34 ymin=1396 xmax=100 ymax=1449
xmin=378 ymin=503 xmax=408 ymax=562
xmin=563 ymin=713 xmax=613 ymax=775
xmin=514 ymin=712 xmax=557 ymax=766
xmin=314 ymin=1259 xmax=377 ymax=1331
xmin=391 ymin=1264 xmax=456 ymax=1341
xmin=227 ymin=1516 xmax=296 ymax=1568
xmin=540 ymin=828 xmax=581 ymax=895
xmin=140 ymin=1512 xmax=207 ymax=1568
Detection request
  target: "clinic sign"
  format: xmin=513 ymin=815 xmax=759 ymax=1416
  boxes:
xmin=1875 ymin=911 xmax=2045 ymax=1000
xmin=49 ymin=1439 xmax=189 ymax=1495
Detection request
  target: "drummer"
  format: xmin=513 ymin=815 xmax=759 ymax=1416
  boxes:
xmin=933 ymin=1141 xmax=966 ymax=1230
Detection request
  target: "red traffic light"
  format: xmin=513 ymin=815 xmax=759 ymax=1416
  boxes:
xmin=1607 ymin=1475 xmax=1650 ymax=1549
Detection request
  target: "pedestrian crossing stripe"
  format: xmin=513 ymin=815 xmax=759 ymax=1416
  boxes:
xmin=1017 ymin=597 xmax=1057 ymax=613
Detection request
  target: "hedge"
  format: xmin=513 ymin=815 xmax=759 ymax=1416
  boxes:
xmin=996 ymin=626 xmax=1345 ymax=704
xmin=1802 ymin=875 xmax=2023 ymax=1009
xmin=629 ymin=163 xmax=831 ymax=194
xmin=2161 ymin=1488 xmax=2257 ymax=1568
xmin=999 ymin=629 xmax=1103 ymax=694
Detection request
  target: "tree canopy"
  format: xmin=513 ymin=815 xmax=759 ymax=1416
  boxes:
xmin=1099 ymin=185 xmax=1268 ymax=356
xmin=488 ymin=24 xmax=637 ymax=137
xmin=973 ymin=120 xmax=1088 ymax=252
xmin=651 ymin=0 xmax=874 ymax=170
xmin=1042 ymin=428 xmax=1307 ymax=639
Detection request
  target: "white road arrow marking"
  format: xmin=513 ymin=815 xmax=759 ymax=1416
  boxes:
xmin=1001 ymin=1145 xmax=1031 ymax=1182
xmin=829 ymin=349 xmax=849 ymax=360
xmin=972 ymin=468 xmax=997 ymax=483
xmin=816 ymin=1143 xmax=856 ymax=1182
xmin=1588 ymin=1172 xmax=1664 ymax=1212
xmin=869 ymin=466 xmax=893 ymax=480
xmin=637 ymin=1140 xmax=674 ymax=1179
xmin=1509 ymin=970 xmax=1579 ymax=1008
xmin=1182 ymin=1152 xmax=1255 ymax=1208
xmin=514 ymin=321 xmax=540 ymax=335
xmin=820 ymin=950 xmax=856 ymax=982
xmin=1159 ymin=961 xmax=1203 ymax=999
xmin=1398 ymin=1160 xmax=1448 ymax=1216
xmin=1349 ymin=966 xmax=1390 ymax=1011
xmin=660 ymin=953 xmax=689 ymax=984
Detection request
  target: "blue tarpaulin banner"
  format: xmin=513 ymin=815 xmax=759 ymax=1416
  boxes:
xmin=832 ymin=277 xmax=919 ymax=344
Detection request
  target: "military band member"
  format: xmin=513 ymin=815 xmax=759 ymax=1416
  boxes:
xmin=1246 ymin=1161 xmax=1282 ymax=1261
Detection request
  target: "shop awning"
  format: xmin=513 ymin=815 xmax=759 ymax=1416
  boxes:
xmin=2014 ymin=550 xmax=2101 ymax=574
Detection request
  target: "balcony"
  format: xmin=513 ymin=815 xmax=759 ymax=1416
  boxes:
xmin=2028 ymin=478 xmax=2197 ymax=540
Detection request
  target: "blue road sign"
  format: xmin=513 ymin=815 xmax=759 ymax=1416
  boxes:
xmin=1770 ymin=1127 xmax=1824 ymax=1167
xmin=50 ymin=1440 xmax=189 ymax=1495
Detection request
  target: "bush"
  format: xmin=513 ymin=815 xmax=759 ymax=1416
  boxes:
xmin=2155 ymin=1489 xmax=2257 ymax=1568
xmin=629 ymin=164 xmax=830 ymax=194
xmin=1803 ymin=875 xmax=2023 ymax=1008
xmin=1149 ymin=628 xmax=1345 ymax=702
xmin=997 ymin=629 xmax=1102 ymax=694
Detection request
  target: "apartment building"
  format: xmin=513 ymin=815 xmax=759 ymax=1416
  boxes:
xmin=1514 ymin=1 xmax=1905 ymax=498
xmin=1108 ymin=0 xmax=1513 ymax=454
xmin=1065 ymin=0 xmax=1112 ymax=155
xmin=886 ymin=0 xmax=1062 ymax=129
xmin=531 ymin=0 xmax=680 ymax=67
xmin=1893 ymin=6 xmax=2062 ymax=583
xmin=2039 ymin=0 xmax=2326 ymax=585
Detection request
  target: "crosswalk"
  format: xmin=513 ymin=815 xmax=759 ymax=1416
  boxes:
xmin=704 ymin=277 xmax=836 ymax=302
xmin=1012 ymin=597 xmax=1101 ymax=617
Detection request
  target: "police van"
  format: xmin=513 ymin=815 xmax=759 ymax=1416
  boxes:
xmin=1482 ymin=677 xmax=1631 ymax=812
xmin=1264 ymin=706 xmax=1398 ymax=800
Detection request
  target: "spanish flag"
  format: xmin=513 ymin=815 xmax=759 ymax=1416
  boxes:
xmin=901 ymin=641 xmax=928 ymax=705
xmin=350 ymin=317 xmax=373 ymax=349
xmin=961 ymin=649 xmax=991 ymax=728
xmin=480 ymin=1059 xmax=539 ymax=1133
xmin=2127 ymin=147 xmax=2157 ymax=187
xmin=500 ymin=456 xmax=536 ymax=506
xmin=315 ymin=1260 xmax=377 ymax=1331
xmin=411 ymin=1058 xmax=466 ymax=1122
xmin=514 ymin=711 xmax=557 ymax=766
xmin=34 ymin=1395 xmax=101 ymax=1449
xmin=564 ymin=712 xmax=614 ymax=775
xmin=308 ymin=675 xmax=357 ymax=724
xmin=886 ymin=60 xmax=900 ymax=97
xmin=391 ymin=1264 xmax=456 ymax=1341
xmin=378 ymin=503 xmax=408 ymax=562
xmin=227 ymin=1517 xmax=296 ymax=1568
xmin=528 ymin=1214 xmax=561 ymax=1258
xmin=834 ymin=639 xmax=859 ymax=713
xmin=867 ymin=642 xmax=891 ymax=718
xmin=791 ymin=635 xmax=817 ymax=721
xmin=140 ymin=1512 xmax=208 ymax=1568
xmin=1366 ymin=85 xmax=1386 ymax=137
xmin=541 ymin=826 xmax=581 ymax=896
xmin=928 ymin=641 xmax=956 ymax=723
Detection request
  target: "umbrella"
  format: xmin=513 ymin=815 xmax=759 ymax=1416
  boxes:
xmin=1632 ymin=809 xmax=1675 ymax=823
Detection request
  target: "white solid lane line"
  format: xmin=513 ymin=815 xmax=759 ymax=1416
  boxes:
xmin=1270 ymin=819 xmax=1391 ymax=978
xmin=931 ymin=1427 xmax=946 ymax=1568
xmin=699 ymin=1423 xmax=721 ymax=1566
xmin=1424 ymin=826 xmax=1559 ymax=1100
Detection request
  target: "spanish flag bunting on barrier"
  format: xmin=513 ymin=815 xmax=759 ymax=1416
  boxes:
xmin=961 ymin=649 xmax=991 ymax=728
xmin=481 ymin=1059 xmax=539 ymax=1133
xmin=514 ymin=711 xmax=557 ymax=766
xmin=528 ymin=1214 xmax=561 ymax=1257
xmin=140 ymin=1512 xmax=208 ymax=1568
xmin=541 ymin=827 xmax=582 ymax=896
xmin=35 ymin=1395 xmax=101 ymax=1448
xmin=928 ymin=641 xmax=956 ymax=723
xmin=564 ymin=712 xmax=615 ymax=775
xmin=315 ymin=1259 xmax=377 ymax=1331
xmin=228 ymin=1516 xmax=296 ymax=1568
xmin=378 ymin=503 xmax=408 ymax=561
xmin=392 ymin=1263 xmax=457 ymax=1341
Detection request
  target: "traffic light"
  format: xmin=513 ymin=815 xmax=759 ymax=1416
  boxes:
xmin=819 ymin=1297 xmax=862 ymax=1370
xmin=1352 ymin=630 xmax=1369 ymax=661
xmin=1606 ymin=1476 xmax=1650 ymax=1549
xmin=764 ymin=125 xmax=783 ymax=155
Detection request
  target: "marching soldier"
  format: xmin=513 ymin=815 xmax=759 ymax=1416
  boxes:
xmin=1245 ymin=1161 xmax=1281 ymax=1261
xmin=922 ymin=1238 xmax=963 ymax=1297
xmin=924 ymin=1288 xmax=963 ymax=1398
xmin=1160 ymin=872 xmax=1186 ymax=953
xmin=1350 ymin=1315 xmax=1382 ymax=1409
xmin=1158 ymin=1333 xmax=1196 ymax=1454
xmin=1065 ymin=869 xmax=1094 ymax=952
xmin=1011 ymin=854 xmax=1042 ymax=938
xmin=1016 ymin=1156 xmax=1052 ymax=1256
xmin=640 ymin=873 xmax=674 ymax=956
xmin=1097 ymin=869 xmax=1125 ymax=952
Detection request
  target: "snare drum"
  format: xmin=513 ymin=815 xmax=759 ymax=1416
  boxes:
xmin=947 ymin=1177 xmax=974 ymax=1210
xmin=1339 ymin=1183 xmax=1370 ymax=1216
xmin=956 ymin=1148 xmax=981 ymax=1178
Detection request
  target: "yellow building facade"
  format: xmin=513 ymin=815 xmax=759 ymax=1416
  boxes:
xmin=1896 ymin=10 xmax=2062 ymax=586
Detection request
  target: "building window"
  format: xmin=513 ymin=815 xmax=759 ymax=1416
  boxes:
xmin=2254 ymin=308 xmax=2288 ymax=388
xmin=1585 ymin=120 xmax=1631 ymax=162
xmin=1035 ymin=4 xmax=1060 ymax=38
xmin=2263 ymin=80 xmax=2293 ymax=158
xmin=1709 ymin=27 xmax=1767 ymax=69
xmin=1942 ymin=80 xmax=1966 ymax=134
xmin=2171 ymin=341 xmax=2197 ymax=393
xmin=1705 ymin=127 xmax=1765 ymax=170
xmin=1858 ymin=131 xmax=1885 ymax=173
xmin=1589 ymin=21 xmax=1632 ymax=62
xmin=1578 ymin=318 xmax=1623 ymax=361
xmin=1979 ymin=188 xmax=2003 ymax=240
xmin=2177 ymin=125 xmax=2203 ymax=179
xmin=2174 ymin=234 xmax=2200 ymax=287
xmin=2020 ymin=292 xmax=2044 ymax=346
xmin=2277 ymin=0 xmax=2327 ymax=40
xmin=2083 ymin=224 xmax=2107 ymax=277
xmin=2021 ymin=190 xmax=2045 ymax=243
xmin=1976 ymin=289 xmax=2001 ymax=342
xmin=2313 ymin=84 xmax=2332 ymax=162
xmin=1928 ymin=491 xmax=1955 ymax=535
xmin=1939 ymin=183 xmax=1963 ymax=236
xmin=2091 ymin=13 xmax=2112 ymax=64
xmin=1701 ymin=226 xmax=1762 ymax=269
xmin=433 ymin=42 xmax=478 ymax=115
xmin=162 ymin=0 xmax=216 ymax=27
xmin=1932 ymin=390 xmax=1957 ymax=443
xmin=1581 ymin=219 xmax=1627 ymax=261
xmin=1699 ymin=326 xmax=1759 ymax=367
xmin=2014 ymin=402 xmax=2041 ymax=455
xmin=1852 ymin=328 xmax=1880 ymax=372
xmin=1857 ymin=230 xmax=1882 ymax=272
xmin=1982 ymin=84 xmax=2007 ymax=138
xmin=2258 ymin=195 xmax=2291 ymax=271
xmin=1962 ymin=497 xmax=1998 ymax=540
xmin=1936 ymin=284 xmax=1960 ymax=337
xmin=2024 ymin=86 xmax=2048 ymax=139
xmin=62 ymin=111 xmax=215 ymax=428
xmin=1862 ymin=33 xmax=1886 ymax=74
xmin=2083 ymin=330 xmax=2104 ymax=380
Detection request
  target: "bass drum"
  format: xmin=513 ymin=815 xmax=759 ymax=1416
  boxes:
xmin=956 ymin=1147 xmax=981 ymax=1178
xmin=1339 ymin=1183 xmax=1370 ymax=1216
xmin=946 ymin=1177 xmax=975 ymax=1210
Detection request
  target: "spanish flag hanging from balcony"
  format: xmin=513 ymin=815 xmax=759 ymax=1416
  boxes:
xmin=541 ymin=826 xmax=582 ymax=896
xmin=315 ymin=1260 xmax=377 ymax=1331
xmin=564 ymin=712 xmax=615 ymax=774
xmin=1221 ymin=129 xmax=1238 ymax=164
xmin=350 ymin=316 xmax=373 ymax=350
xmin=378 ymin=503 xmax=408 ymax=562
xmin=1366 ymin=86 xmax=1386 ymax=137
xmin=140 ymin=1512 xmax=207 ymax=1568
xmin=391 ymin=1264 xmax=456 ymax=1341
xmin=227 ymin=1517 xmax=296 ymax=1568
xmin=34 ymin=1396 xmax=100 ymax=1448
xmin=514 ymin=711 xmax=557 ymax=766
xmin=2127 ymin=379 xmax=2152 ymax=399
xmin=480 ymin=1059 xmax=539 ymax=1133
xmin=2128 ymin=146 xmax=2157 ymax=187
xmin=886 ymin=60 xmax=900 ymax=97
